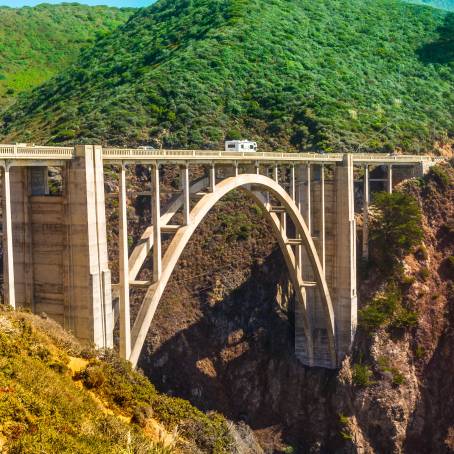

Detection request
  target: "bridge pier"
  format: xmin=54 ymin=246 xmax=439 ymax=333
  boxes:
xmin=334 ymin=154 xmax=357 ymax=361
xmin=1 ymin=145 xmax=113 ymax=349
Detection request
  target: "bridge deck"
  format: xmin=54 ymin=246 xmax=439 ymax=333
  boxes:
xmin=0 ymin=145 xmax=440 ymax=166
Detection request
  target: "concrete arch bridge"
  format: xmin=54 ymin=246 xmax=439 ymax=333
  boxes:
xmin=0 ymin=145 xmax=438 ymax=368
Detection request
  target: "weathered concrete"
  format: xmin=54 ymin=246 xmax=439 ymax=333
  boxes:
xmin=2 ymin=146 xmax=113 ymax=349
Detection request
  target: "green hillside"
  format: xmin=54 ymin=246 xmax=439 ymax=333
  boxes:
xmin=1 ymin=0 xmax=453 ymax=153
xmin=0 ymin=309 xmax=233 ymax=452
xmin=405 ymin=0 xmax=454 ymax=11
xmin=0 ymin=3 xmax=134 ymax=110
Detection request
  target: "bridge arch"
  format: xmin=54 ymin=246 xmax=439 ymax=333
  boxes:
xmin=128 ymin=173 xmax=336 ymax=368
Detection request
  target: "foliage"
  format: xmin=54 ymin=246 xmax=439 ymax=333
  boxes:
xmin=428 ymin=165 xmax=451 ymax=188
xmin=418 ymin=265 xmax=430 ymax=281
xmin=0 ymin=310 xmax=233 ymax=453
xmin=359 ymin=282 xmax=418 ymax=332
xmin=352 ymin=363 xmax=375 ymax=387
xmin=1 ymin=0 xmax=453 ymax=151
xmin=75 ymin=352 xmax=233 ymax=453
xmin=0 ymin=3 xmax=134 ymax=110
xmin=377 ymin=356 xmax=406 ymax=386
xmin=370 ymin=191 xmax=423 ymax=271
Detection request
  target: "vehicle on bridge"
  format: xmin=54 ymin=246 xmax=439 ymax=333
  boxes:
xmin=224 ymin=140 xmax=257 ymax=152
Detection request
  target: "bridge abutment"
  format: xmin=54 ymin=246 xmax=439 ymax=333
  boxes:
xmin=2 ymin=145 xmax=113 ymax=349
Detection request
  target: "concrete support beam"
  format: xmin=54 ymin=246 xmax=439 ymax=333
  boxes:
xmin=118 ymin=163 xmax=131 ymax=359
xmin=290 ymin=165 xmax=296 ymax=201
xmin=151 ymin=164 xmax=162 ymax=282
xmin=334 ymin=154 xmax=357 ymax=361
xmin=362 ymin=165 xmax=370 ymax=260
xmin=208 ymin=163 xmax=216 ymax=192
xmin=181 ymin=164 xmax=190 ymax=225
xmin=387 ymin=164 xmax=393 ymax=194
xmin=273 ymin=165 xmax=279 ymax=183
xmin=320 ymin=164 xmax=326 ymax=275
xmin=3 ymin=164 xmax=15 ymax=308
xmin=65 ymin=145 xmax=113 ymax=348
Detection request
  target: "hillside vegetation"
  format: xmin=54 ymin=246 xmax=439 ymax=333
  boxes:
xmin=0 ymin=0 xmax=452 ymax=153
xmin=0 ymin=3 xmax=134 ymax=110
xmin=0 ymin=309 xmax=234 ymax=453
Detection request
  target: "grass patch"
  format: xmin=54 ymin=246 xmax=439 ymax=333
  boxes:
xmin=0 ymin=309 xmax=233 ymax=453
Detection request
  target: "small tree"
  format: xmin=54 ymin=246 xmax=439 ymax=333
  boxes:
xmin=370 ymin=192 xmax=423 ymax=272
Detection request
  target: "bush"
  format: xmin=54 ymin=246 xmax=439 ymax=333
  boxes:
xmin=377 ymin=357 xmax=406 ymax=386
xmin=359 ymin=283 xmax=418 ymax=332
xmin=352 ymin=363 xmax=375 ymax=387
xmin=370 ymin=192 xmax=423 ymax=272
xmin=359 ymin=285 xmax=400 ymax=331
xmin=392 ymin=307 xmax=418 ymax=328
xmin=418 ymin=266 xmax=430 ymax=281
xmin=428 ymin=166 xmax=450 ymax=189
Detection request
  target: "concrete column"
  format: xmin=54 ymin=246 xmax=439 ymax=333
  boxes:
xmin=65 ymin=145 xmax=113 ymax=349
xmin=181 ymin=164 xmax=190 ymax=225
xmin=334 ymin=154 xmax=357 ymax=362
xmin=362 ymin=165 xmax=370 ymax=260
xmin=255 ymin=162 xmax=260 ymax=175
xmin=208 ymin=163 xmax=216 ymax=192
xmin=290 ymin=164 xmax=296 ymax=201
xmin=299 ymin=164 xmax=311 ymax=233
xmin=320 ymin=164 xmax=326 ymax=275
xmin=295 ymin=165 xmax=304 ymax=273
xmin=151 ymin=164 xmax=162 ymax=281
xmin=3 ymin=164 xmax=15 ymax=308
xmin=119 ymin=163 xmax=131 ymax=359
xmin=387 ymin=164 xmax=393 ymax=194
xmin=273 ymin=165 xmax=279 ymax=183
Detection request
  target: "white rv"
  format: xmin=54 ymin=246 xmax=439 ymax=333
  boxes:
xmin=224 ymin=140 xmax=257 ymax=152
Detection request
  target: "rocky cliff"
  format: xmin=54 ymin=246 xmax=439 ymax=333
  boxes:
xmin=109 ymin=161 xmax=454 ymax=453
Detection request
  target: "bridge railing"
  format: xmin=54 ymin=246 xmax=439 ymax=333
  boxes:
xmin=0 ymin=144 xmax=442 ymax=165
xmin=0 ymin=145 xmax=74 ymax=159
xmin=102 ymin=148 xmax=346 ymax=161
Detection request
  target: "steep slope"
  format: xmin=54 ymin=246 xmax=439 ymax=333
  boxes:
xmin=0 ymin=308 xmax=241 ymax=453
xmin=115 ymin=161 xmax=454 ymax=453
xmin=0 ymin=3 xmax=135 ymax=110
xmin=1 ymin=0 xmax=453 ymax=153
xmin=405 ymin=0 xmax=454 ymax=11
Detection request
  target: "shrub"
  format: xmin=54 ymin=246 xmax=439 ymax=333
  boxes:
xmin=415 ymin=345 xmax=425 ymax=359
xmin=428 ymin=166 xmax=450 ymax=189
xmin=392 ymin=307 xmax=418 ymax=328
xmin=377 ymin=357 xmax=406 ymax=386
xmin=418 ymin=266 xmax=430 ymax=281
xmin=370 ymin=192 xmax=423 ymax=272
xmin=359 ymin=283 xmax=417 ymax=332
xmin=352 ymin=363 xmax=374 ymax=387
xmin=359 ymin=285 xmax=400 ymax=331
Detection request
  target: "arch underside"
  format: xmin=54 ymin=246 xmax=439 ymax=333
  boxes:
xmin=127 ymin=174 xmax=336 ymax=368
